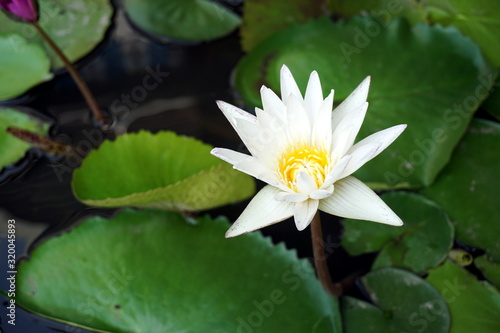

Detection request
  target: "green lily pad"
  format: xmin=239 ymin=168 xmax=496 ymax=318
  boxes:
xmin=422 ymin=119 xmax=500 ymax=261
xmin=0 ymin=0 xmax=113 ymax=69
xmin=241 ymin=0 xmax=325 ymax=51
xmin=475 ymin=255 xmax=500 ymax=289
xmin=16 ymin=209 xmax=341 ymax=333
xmin=0 ymin=108 xmax=50 ymax=169
xmin=72 ymin=131 xmax=255 ymax=211
xmin=427 ymin=260 xmax=500 ymax=333
xmin=234 ymin=17 xmax=497 ymax=189
xmin=0 ymin=34 xmax=53 ymax=100
xmin=123 ymin=0 xmax=241 ymax=41
xmin=341 ymin=192 xmax=454 ymax=273
xmin=423 ymin=0 xmax=500 ymax=68
xmin=342 ymin=267 xmax=450 ymax=333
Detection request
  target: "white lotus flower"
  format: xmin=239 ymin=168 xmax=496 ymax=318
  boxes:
xmin=212 ymin=65 xmax=406 ymax=238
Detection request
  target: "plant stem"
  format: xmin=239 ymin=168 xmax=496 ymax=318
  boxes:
xmin=31 ymin=21 xmax=105 ymax=124
xmin=311 ymin=212 xmax=342 ymax=297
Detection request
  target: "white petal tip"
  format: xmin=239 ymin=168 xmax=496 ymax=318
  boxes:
xmin=225 ymin=227 xmax=243 ymax=238
xmin=295 ymin=222 xmax=309 ymax=231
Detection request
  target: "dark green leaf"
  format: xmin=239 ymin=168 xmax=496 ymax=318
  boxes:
xmin=342 ymin=192 xmax=454 ymax=273
xmin=475 ymin=255 xmax=500 ymax=289
xmin=422 ymin=119 xmax=500 ymax=261
xmin=234 ymin=17 xmax=497 ymax=188
xmin=427 ymin=260 xmax=500 ymax=333
xmin=423 ymin=0 xmax=500 ymax=67
xmin=241 ymin=0 xmax=325 ymax=51
xmin=342 ymin=267 xmax=450 ymax=333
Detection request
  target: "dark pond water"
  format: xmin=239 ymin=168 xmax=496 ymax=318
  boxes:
xmin=0 ymin=5 xmax=373 ymax=333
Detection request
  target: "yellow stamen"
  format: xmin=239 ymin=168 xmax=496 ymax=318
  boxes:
xmin=277 ymin=144 xmax=331 ymax=192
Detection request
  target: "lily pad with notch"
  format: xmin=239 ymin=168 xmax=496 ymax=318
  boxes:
xmin=72 ymin=130 xmax=255 ymax=212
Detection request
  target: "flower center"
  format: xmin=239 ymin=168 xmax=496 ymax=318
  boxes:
xmin=277 ymin=145 xmax=330 ymax=192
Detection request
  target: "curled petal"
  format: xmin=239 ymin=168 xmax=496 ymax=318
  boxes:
xmin=225 ymin=185 xmax=294 ymax=238
xmin=319 ymin=176 xmax=403 ymax=226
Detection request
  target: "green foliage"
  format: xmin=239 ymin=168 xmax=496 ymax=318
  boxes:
xmin=234 ymin=16 xmax=496 ymax=188
xmin=427 ymin=260 xmax=500 ymax=333
xmin=422 ymin=119 xmax=500 ymax=261
xmin=0 ymin=0 xmax=113 ymax=69
xmin=342 ymin=192 xmax=454 ymax=273
xmin=0 ymin=108 xmax=50 ymax=169
xmin=241 ymin=0 xmax=325 ymax=51
xmin=16 ymin=209 xmax=341 ymax=333
xmin=0 ymin=35 xmax=52 ymax=100
xmin=423 ymin=0 xmax=500 ymax=67
xmin=342 ymin=267 xmax=450 ymax=333
xmin=475 ymin=255 xmax=500 ymax=289
xmin=123 ymin=0 xmax=241 ymax=41
xmin=72 ymin=131 xmax=255 ymax=211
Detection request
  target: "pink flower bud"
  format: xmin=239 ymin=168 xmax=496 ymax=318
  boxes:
xmin=0 ymin=0 xmax=38 ymax=22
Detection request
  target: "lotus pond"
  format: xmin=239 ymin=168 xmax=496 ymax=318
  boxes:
xmin=0 ymin=1 xmax=499 ymax=333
